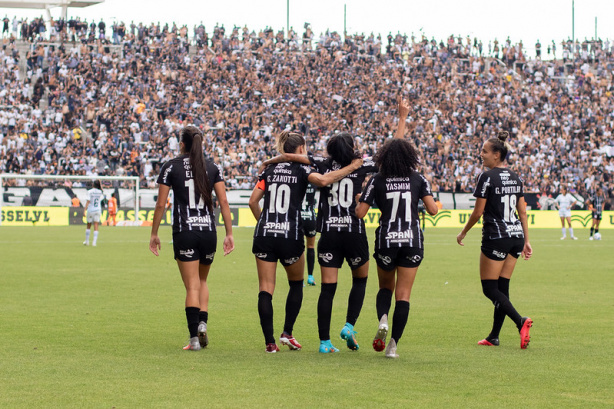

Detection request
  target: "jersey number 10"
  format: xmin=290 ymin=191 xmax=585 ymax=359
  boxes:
xmin=268 ymin=183 xmax=291 ymax=214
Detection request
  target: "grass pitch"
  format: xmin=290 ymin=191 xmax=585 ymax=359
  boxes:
xmin=0 ymin=226 xmax=612 ymax=408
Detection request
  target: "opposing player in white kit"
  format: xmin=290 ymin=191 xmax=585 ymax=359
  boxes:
xmin=554 ymin=185 xmax=578 ymax=240
xmin=83 ymin=180 xmax=104 ymax=246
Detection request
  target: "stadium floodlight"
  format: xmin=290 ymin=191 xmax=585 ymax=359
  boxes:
xmin=0 ymin=173 xmax=139 ymax=226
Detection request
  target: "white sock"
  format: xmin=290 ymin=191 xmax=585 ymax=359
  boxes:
xmin=569 ymin=228 xmax=574 ymax=237
xmin=93 ymin=231 xmax=99 ymax=245
xmin=85 ymin=229 xmax=91 ymax=243
xmin=561 ymin=228 xmax=566 ymax=237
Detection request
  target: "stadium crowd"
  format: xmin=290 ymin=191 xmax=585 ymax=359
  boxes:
xmin=0 ymin=16 xmax=613 ymax=206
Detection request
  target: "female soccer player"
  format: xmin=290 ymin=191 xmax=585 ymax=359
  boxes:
xmin=149 ymin=126 xmax=234 ymax=351
xmin=249 ymin=131 xmax=362 ymax=353
xmin=457 ymin=131 xmax=533 ymax=349
xmin=355 ymin=138 xmax=438 ymax=358
xmin=106 ymin=193 xmax=118 ymax=226
xmin=83 ymin=180 xmax=104 ymax=246
xmin=587 ymin=186 xmax=606 ymax=240
xmin=555 ymin=185 xmax=578 ymax=240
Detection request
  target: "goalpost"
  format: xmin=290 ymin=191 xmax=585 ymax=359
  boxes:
xmin=0 ymin=174 xmax=140 ymax=226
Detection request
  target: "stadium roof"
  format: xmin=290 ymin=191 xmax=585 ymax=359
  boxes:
xmin=0 ymin=0 xmax=103 ymax=8
xmin=0 ymin=0 xmax=104 ymax=19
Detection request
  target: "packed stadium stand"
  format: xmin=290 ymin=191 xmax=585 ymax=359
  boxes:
xmin=0 ymin=16 xmax=612 ymax=206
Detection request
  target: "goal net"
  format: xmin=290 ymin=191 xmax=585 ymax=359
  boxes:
xmin=0 ymin=174 xmax=140 ymax=226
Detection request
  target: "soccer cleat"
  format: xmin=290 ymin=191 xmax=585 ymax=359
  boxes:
xmin=319 ymin=340 xmax=339 ymax=353
xmin=520 ymin=317 xmax=533 ymax=349
xmin=307 ymin=275 xmax=316 ymax=286
xmin=478 ymin=338 xmax=499 ymax=346
xmin=279 ymin=332 xmax=302 ymax=350
xmin=384 ymin=338 xmax=399 ymax=358
xmin=92 ymin=243 xmax=97 ymax=247
xmin=83 ymin=241 xmax=89 ymax=246
xmin=265 ymin=343 xmax=280 ymax=353
xmin=571 ymin=236 xmax=578 ymax=240
xmin=340 ymin=323 xmax=359 ymax=351
xmin=589 ymin=237 xmax=594 ymax=241
xmin=560 ymin=237 xmax=566 ymax=240
xmin=373 ymin=314 xmax=388 ymax=352
xmin=182 ymin=336 xmax=201 ymax=351
xmin=198 ymin=321 xmax=209 ymax=348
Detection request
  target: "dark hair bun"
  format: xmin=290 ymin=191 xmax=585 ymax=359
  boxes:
xmin=497 ymin=131 xmax=509 ymax=142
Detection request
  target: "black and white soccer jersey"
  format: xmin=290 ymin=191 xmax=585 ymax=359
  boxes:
xmin=254 ymin=162 xmax=314 ymax=240
xmin=360 ymin=172 xmax=433 ymax=250
xmin=301 ymin=183 xmax=317 ymax=222
xmin=473 ymin=167 xmax=524 ymax=240
xmin=310 ymin=156 xmax=378 ymax=234
xmin=157 ymin=155 xmax=223 ymax=234
xmin=590 ymin=192 xmax=606 ymax=214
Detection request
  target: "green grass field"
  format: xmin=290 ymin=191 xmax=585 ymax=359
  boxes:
xmin=1 ymin=226 xmax=612 ymax=408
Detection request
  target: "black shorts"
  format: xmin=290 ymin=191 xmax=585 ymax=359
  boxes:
xmin=317 ymin=231 xmax=369 ymax=269
xmin=253 ymin=236 xmax=304 ymax=266
xmin=173 ymin=230 xmax=217 ymax=265
xmin=481 ymin=237 xmax=524 ymax=261
xmin=374 ymin=246 xmax=424 ymax=271
xmin=592 ymin=211 xmax=602 ymax=221
xmin=302 ymin=218 xmax=317 ymax=238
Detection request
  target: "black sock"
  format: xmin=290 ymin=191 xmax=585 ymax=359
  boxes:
xmin=346 ymin=276 xmax=367 ymax=326
xmin=391 ymin=301 xmax=410 ymax=343
xmin=185 ymin=306 xmax=200 ymax=338
xmin=283 ymin=280 xmax=304 ymax=335
xmin=481 ymin=279 xmax=522 ymax=329
xmin=317 ymin=283 xmax=337 ymax=340
xmin=590 ymin=227 xmax=594 ymax=237
xmin=258 ymin=291 xmax=275 ymax=344
xmin=488 ymin=277 xmax=510 ymax=340
xmin=307 ymin=248 xmax=315 ymax=276
xmin=595 ymin=228 xmax=599 ymax=234
xmin=376 ymin=288 xmax=393 ymax=320
xmin=199 ymin=310 xmax=208 ymax=324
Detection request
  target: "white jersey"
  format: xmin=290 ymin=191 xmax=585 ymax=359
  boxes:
xmin=87 ymin=188 xmax=104 ymax=213
xmin=555 ymin=193 xmax=575 ymax=211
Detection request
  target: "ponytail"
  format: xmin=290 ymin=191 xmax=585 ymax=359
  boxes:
xmin=276 ymin=130 xmax=305 ymax=154
xmin=182 ymin=126 xmax=213 ymax=212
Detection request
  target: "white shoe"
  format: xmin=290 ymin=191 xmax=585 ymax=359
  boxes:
xmin=83 ymin=241 xmax=88 ymax=246
xmin=198 ymin=321 xmax=209 ymax=347
xmin=560 ymin=237 xmax=566 ymax=240
xmin=92 ymin=243 xmax=97 ymax=247
xmin=183 ymin=336 xmax=201 ymax=351
xmin=571 ymin=236 xmax=578 ymax=240
xmin=384 ymin=338 xmax=399 ymax=358
xmin=589 ymin=237 xmax=594 ymax=241
xmin=373 ymin=314 xmax=389 ymax=352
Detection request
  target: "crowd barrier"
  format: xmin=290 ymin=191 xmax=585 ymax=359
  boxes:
xmin=1 ymin=207 xmax=612 ymax=229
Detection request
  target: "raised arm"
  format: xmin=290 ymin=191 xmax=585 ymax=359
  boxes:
xmin=457 ymin=197 xmax=486 ymax=246
xmin=394 ymin=94 xmax=410 ymax=139
xmin=308 ymin=158 xmax=363 ymax=187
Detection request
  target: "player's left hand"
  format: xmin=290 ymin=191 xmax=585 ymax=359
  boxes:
xmin=521 ymin=242 xmax=532 ymax=260
xmin=456 ymin=231 xmax=466 ymax=246
xmin=149 ymin=235 xmax=161 ymax=256
xmin=223 ymin=235 xmax=235 ymax=256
